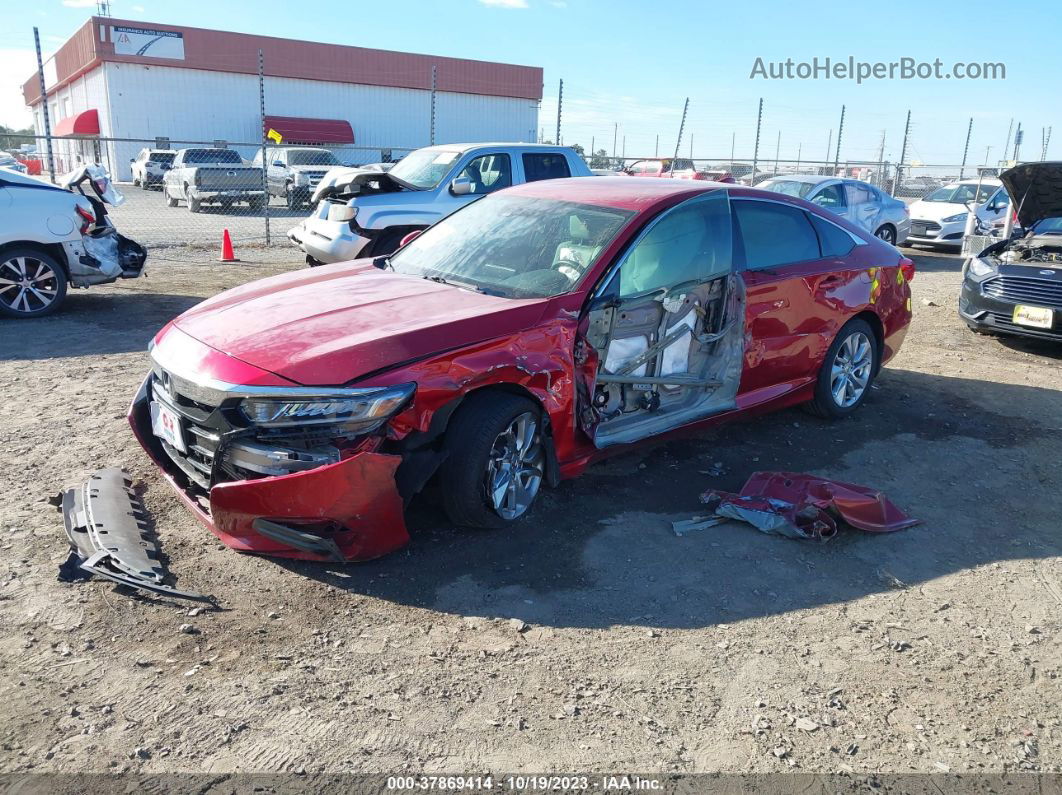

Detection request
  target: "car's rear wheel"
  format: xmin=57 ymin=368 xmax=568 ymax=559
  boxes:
xmin=440 ymin=393 xmax=546 ymax=529
xmin=805 ymin=318 xmax=878 ymax=418
xmin=874 ymin=225 xmax=896 ymax=245
xmin=285 ymin=183 xmax=300 ymax=210
xmin=0 ymin=248 xmax=68 ymax=318
xmin=188 ymin=193 xmax=201 ymax=213
xmin=165 ymin=189 xmax=178 ymax=207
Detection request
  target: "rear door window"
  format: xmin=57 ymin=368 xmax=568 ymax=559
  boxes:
xmin=845 ymin=183 xmax=874 ymax=205
xmin=810 ymin=214 xmax=857 ymax=257
xmin=810 ymin=183 xmax=846 ymax=209
xmin=522 ymin=153 xmax=571 ymax=182
xmin=733 ymin=200 xmax=821 ymax=270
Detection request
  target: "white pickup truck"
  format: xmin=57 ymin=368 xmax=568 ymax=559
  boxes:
xmin=288 ymin=143 xmax=591 ymax=264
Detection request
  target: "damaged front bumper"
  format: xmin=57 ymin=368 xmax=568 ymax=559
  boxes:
xmin=128 ymin=378 xmax=410 ymax=562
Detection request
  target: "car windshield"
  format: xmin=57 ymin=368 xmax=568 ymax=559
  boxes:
xmin=184 ymin=149 xmax=242 ymax=164
xmin=924 ymin=183 xmax=996 ymax=203
xmin=388 ymin=195 xmax=634 ymax=299
xmin=759 ymin=179 xmax=815 ymax=198
xmin=1032 ymin=218 xmax=1062 ymax=235
xmin=288 ymin=150 xmax=340 ymax=166
xmin=388 ymin=149 xmax=462 ymax=190
xmin=151 ymin=152 xmax=175 ymax=164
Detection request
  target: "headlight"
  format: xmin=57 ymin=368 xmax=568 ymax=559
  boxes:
xmin=327 ymin=201 xmax=357 ymax=223
xmin=240 ymin=383 xmax=415 ymax=432
xmin=294 ymin=172 xmax=309 ymax=186
xmin=943 ymin=212 xmax=968 ymax=223
xmin=966 ymin=257 xmax=995 ymax=278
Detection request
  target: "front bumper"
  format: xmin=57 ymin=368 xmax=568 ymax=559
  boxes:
xmin=290 ymin=215 xmax=371 ymax=263
xmin=907 ymin=219 xmax=964 ymax=245
xmin=959 ymin=278 xmax=1062 ymax=341
xmin=190 ymin=189 xmax=265 ymax=202
xmin=128 ymin=376 xmax=410 ymax=562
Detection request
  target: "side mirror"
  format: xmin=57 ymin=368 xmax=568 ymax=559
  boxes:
xmin=129 ymin=158 xmax=135 ymax=163
xmin=272 ymin=161 xmax=284 ymax=167
xmin=399 ymin=229 xmax=423 ymax=248
xmin=450 ymin=176 xmax=472 ymax=196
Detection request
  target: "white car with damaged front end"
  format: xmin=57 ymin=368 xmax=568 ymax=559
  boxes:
xmin=288 ymin=143 xmax=593 ymax=265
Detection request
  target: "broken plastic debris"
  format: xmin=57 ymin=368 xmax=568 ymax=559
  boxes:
xmin=693 ymin=471 xmax=920 ymax=541
xmin=671 ymin=516 xmax=727 ymax=536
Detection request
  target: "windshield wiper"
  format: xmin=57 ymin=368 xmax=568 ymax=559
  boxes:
xmin=422 ymin=274 xmax=504 ymax=296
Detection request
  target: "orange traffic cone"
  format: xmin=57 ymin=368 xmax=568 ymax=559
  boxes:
xmin=219 ymin=229 xmax=239 ymax=262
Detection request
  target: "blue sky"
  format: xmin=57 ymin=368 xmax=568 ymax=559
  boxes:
xmin=2 ymin=0 xmax=1059 ymax=166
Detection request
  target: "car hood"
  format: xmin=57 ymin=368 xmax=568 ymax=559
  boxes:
xmin=171 ymin=263 xmax=551 ymax=385
xmin=908 ymin=199 xmax=968 ymax=222
xmin=1000 ymin=161 xmax=1062 ymax=229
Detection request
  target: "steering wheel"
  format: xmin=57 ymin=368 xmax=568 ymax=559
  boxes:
xmin=554 ymin=258 xmax=584 ymax=284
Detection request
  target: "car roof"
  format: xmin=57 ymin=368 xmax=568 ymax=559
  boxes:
xmin=417 ymin=143 xmax=574 ymax=154
xmin=503 ymin=176 xmax=729 ymax=211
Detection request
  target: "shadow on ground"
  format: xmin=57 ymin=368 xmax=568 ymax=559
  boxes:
xmin=277 ymin=368 xmax=1061 ymax=630
xmin=901 ymin=247 xmax=964 ymax=273
xmin=0 ymin=290 xmax=202 ymax=359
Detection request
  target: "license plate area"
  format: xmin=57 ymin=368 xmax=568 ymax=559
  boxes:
xmin=150 ymin=400 xmax=187 ymax=453
xmin=1012 ymin=304 xmax=1054 ymax=329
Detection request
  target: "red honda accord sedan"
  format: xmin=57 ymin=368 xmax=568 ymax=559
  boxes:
xmin=129 ymin=177 xmax=914 ymax=562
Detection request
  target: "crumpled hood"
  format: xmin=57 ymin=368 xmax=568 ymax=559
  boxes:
xmin=172 ymin=263 xmax=550 ymax=385
xmin=312 ymin=165 xmax=395 ymax=202
xmin=1000 ymin=161 xmax=1062 ymax=228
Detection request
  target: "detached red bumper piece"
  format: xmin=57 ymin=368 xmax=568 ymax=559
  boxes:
xmin=701 ymin=471 xmax=920 ymax=541
xmin=210 ymin=453 xmax=408 ymax=562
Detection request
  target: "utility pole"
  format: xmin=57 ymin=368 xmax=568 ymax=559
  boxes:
xmin=689 ymin=133 xmax=693 ymax=159
xmin=1013 ymin=122 xmax=1023 ymax=161
xmin=429 ymin=66 xmax=437 ymax=146
xmin=655 ymin=134 xmax=659 ymax=158
xmin=257 ymin=48 xmax=270 ymax=245
xmin=751 ymin=97 xmax=763 ymax=183
xmin=33 ymin=27 xmax=55 ymax=183
xmin=833 ymin=104 xmax=845 ymax=173
xmin=983 ymin=145 xmax=993 ymax=165
xmin=612 ymin=122 xmax=618 ymax=161
xmin=796 ymin=142 xmax=802 ymax=172
xmin=1002 ymin=118 xmax=1014 ymax=164
xmin=730 ymin=132 xmax=735 ymax=163
xmin=959 ymin=116 xmax=972 ymax=178
xmin=876 ymin=130 xmax=886 ymax=187
xmin=896 ymin=110 xmax=911 ymax=196
xmin=773 ymin=130 xmax=780 ymax=174
xmin=555 ymin=78 xmax=563 ymax=145
xmin=670 ymin=97 xmax=689 ymax=174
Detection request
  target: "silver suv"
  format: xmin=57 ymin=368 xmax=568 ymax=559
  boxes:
xmin=251 ymin=146 xmax=344 ymax=210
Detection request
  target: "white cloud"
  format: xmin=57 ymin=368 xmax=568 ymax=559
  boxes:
xmin=61 ymin=0 xmax=99 ymax=7
xmin=0 ymin=49 xmax=39 ymax=129
xmin=478 ymin=0 xmax=528 ymax=7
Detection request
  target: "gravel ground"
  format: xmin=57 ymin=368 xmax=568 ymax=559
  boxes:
xmin=0 ymin=244 xmax=1059 ymax=775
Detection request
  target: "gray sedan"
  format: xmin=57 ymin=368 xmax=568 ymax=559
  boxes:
xmin=757 ymin=175 xmax=910 ymax=245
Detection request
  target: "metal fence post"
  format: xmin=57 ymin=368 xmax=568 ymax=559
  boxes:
xmin=895 ymin=110 xmax=911 ymax=197
xmin=751 ymin=98 xmax=763 ymax=184
xmin=670 ymin=98 xmax=689 ymax=174
xmin=257 ymin=48 xmax=270 ymax=246
xmin=430 ymin=66 xmax=437 ymax=146
xmin=33 ymin=27 xmax=55 ymax=183
xmin=833 ymin=104 xmax=845 ymax=174
xmin=959 ymin=117 xmax=972 ymax=178
xmin=555 ymin=78 xmax=563 ymax=145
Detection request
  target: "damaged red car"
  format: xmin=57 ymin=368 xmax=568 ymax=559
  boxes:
xmin=129 ymin=178 xmax=914 ymax=562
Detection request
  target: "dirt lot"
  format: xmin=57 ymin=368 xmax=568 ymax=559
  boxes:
xmin=0 ymin=244 xmax=1059 ymax=776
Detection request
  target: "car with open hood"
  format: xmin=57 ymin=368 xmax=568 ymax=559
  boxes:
xmin=129 ymin=177 xmax=913 ymax=563
xmin=907 ymin=177 xmax=1010 ymax=247
xmin=287 ymin=143 xmax=592 ymax=265
xmin=959 ymin=161 xmax=1062 ymax=341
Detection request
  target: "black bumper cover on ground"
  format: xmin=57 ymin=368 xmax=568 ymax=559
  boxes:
xmin=58 ymin=467 xmax=211 ymax=602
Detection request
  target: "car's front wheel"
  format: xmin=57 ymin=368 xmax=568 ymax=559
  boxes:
xmin=805 ymin=318 xmax=878 ymax=418
xmin=0 ymin=247 xmax=68 ymax=318
xmin=440 ymin=393 xmax=546 ymax=528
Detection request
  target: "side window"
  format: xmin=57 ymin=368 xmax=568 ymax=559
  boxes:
xmin=628 ymin=160 xmax=647 ymax=174
xmin=618 ymin=192 xmax=732 ymax=298
xmin=136 ymin=149 xmax=147 ymax=162
xmin=522 ymin=153 xmax=571 ymax=182
xmin=811 ymin=184 xmax=846 ymax=209
xmin=459 ymin=154 xmax=512 ymax=195
xmin=844 ymin=183 xmax=873 ymax=205
xmin=733 ymin=200 xmax=821 ymax=270
xmin=810 ymin=214 xmax=856 ymax=257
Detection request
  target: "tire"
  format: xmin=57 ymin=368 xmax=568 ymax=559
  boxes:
xmin=248 ymin=196 xmax=265 ymax=211
xmin=439 ymin=392 xmax=546 ymax=529
xmin=285 ymin=184 xmax=299 ymax=210
xmin=166 ymin=189 xmax=178 ymax=208
xmin=0 ymin=247 xmax=68 ymax=318
xmin=188 ymin=194 xmax=201 ymax=213
xmin=804 ymin=318 xmax=879 ymax=419
xmin=133 ymin=176 xmax=141 ymax=188
xmin=370 ymin=227 xmax=414 ymax=257
xmin=874 ymin=225 xmax=896 ymax=245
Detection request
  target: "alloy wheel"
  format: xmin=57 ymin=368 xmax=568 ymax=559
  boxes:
xmin=0 ymin=255 xmax=60 ymax=315
xmin=485 ymin=411 xmax=544 ymax=520
xmin=830 ymin=331 xmax=873 ymax=408
xmin=876 ymin=226 xmax=895 ymax=244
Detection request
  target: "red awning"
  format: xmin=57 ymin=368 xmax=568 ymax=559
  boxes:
xmin=263 ymin=115 xmax=354 ymax=145
xmin=53 ymin=109 xmax=100 ymax=137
